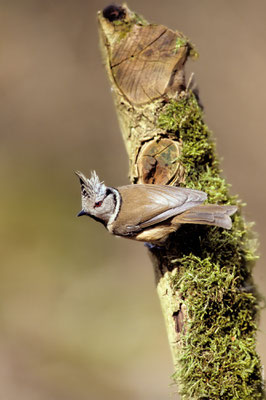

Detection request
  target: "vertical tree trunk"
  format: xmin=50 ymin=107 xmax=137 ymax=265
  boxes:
xmin=98 ymin=5 xmax=264 ymax=399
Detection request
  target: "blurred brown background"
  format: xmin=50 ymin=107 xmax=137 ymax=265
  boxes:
xmin=0 ymin=0 xmax=265 ymax=399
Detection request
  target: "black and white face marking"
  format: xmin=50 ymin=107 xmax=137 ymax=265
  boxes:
xmin=75 ymin=171 xmax=121 ymax=226
xmin=93 ymin=188 xmax=113 ymax=209
xmin=81 ymin=183 xmax=89 ymax=198
xmin=106 ymin=188 xmax=120 ymax=225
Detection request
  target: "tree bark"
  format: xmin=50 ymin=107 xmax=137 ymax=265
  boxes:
xmin=98 ymin=5 xmax=264 ymax=399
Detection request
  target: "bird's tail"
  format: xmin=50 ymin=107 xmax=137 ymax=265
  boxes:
xmin=173 ymin=205 xmax=237 ymax=229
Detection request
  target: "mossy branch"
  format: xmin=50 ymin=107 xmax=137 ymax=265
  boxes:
xmin=98 ymin=4 xmax=264 ymax=399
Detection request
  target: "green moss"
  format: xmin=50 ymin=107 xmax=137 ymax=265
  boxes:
xmin=158 ymin=95 xmax=236 ymax=203
xmin=132 ymin=11 xmax=148 ymax=26
xmin=175 ymin=37 xmax=188 ymax=52
xmin=171 ymin=254 xmax=262 ymax=399
xmin=175 ymin=37 xmax=199 ymax=59
xmin=112 ymin=11 xmax=148 ymax=41
xmin=157 ymin=94 xmax=264 ymax=399
xmin=113 ymin=19 xmax=134 ymax=40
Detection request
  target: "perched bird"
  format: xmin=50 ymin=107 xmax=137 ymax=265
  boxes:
xmin=76 ymin=171 xmax=237 ymax=244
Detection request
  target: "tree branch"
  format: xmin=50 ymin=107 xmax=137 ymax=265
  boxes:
xmin=98 ymin=4 xmax=264 ymax=399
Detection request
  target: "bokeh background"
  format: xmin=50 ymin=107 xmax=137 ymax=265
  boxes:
xmin=1 ymin=0 xmax=266 ymax=399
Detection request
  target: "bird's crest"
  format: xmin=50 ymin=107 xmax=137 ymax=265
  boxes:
xmin=75 ymin=170 xmax=106 ymax=200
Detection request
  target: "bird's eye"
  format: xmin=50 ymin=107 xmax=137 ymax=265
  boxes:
xmin=94 ymin=201 xmax=103 ymax=208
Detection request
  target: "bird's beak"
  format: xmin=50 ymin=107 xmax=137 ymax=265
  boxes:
xmin=77 ymin=210 xmax=86 ymax=217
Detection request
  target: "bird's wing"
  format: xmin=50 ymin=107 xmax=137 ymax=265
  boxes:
xmin=115 ymin=184 xmax=207 ymax=234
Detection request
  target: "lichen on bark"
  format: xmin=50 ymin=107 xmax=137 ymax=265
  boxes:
xmin=98 ymin=4 xmax=264 ymax=399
